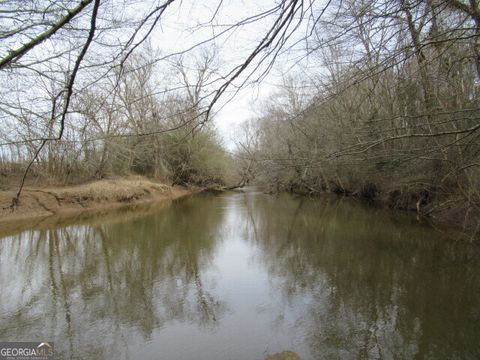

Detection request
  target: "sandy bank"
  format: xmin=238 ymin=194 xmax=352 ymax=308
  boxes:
xmin=0 ymin=176 xmax=194 ymax=228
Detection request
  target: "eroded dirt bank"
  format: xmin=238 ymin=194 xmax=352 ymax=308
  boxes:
xmin=0 ymin=176 xmax=193 ymax=227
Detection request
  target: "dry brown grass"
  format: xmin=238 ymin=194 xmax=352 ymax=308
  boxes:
xmin=0 ymin=176 xmax=191 ymax=224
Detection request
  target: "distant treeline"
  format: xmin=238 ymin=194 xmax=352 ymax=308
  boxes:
xmin=0 ymin=51 xmax=228 ymax=188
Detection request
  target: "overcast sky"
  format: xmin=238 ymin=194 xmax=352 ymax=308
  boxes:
xmin=0 ymin=0 xmax=324 ymax=149
xmin=141 ymin=0 xmax=319 ymax=149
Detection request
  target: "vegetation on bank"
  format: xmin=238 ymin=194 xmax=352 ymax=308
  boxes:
xmin=1 ymin=0 xmax=479 ymax=240
xmin=0 ymin=176 xmax=192 ymax=226
xmin=233 ymin=1 xmax=480 ymax=241
xmin=0 ymin=51 xmax=229 ymax=191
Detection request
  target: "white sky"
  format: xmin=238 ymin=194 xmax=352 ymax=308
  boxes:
xmin=0 ymin=0 xmax=324 ymax=149
xmin=143 ymin=0 xmax=317 ymax=149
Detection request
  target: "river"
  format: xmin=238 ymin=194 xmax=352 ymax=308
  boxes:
xmin=1 ymin=189 xmax=479 ymax=359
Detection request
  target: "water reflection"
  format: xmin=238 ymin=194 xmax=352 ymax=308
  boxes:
xmin=0 ymin=196 xmax=226 ymax=359
xmin=0 ymin=191 xmax=479 ymax=359
xmin=243 ymin=193 xmax=480 ymax=359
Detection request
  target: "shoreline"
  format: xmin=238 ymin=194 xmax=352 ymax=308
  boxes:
xmin=0 ymin=176 xmax=196 ymax=236
xmin=1 ymin=178 xmax=476 ymax=243
xmin=264 ymin=186 xmax=478 ymax=243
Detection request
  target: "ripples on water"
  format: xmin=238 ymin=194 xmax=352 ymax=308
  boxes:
xmin=1 ymin=191 xmax=479 ymax=359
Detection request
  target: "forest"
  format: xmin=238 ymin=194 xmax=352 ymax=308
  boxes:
xmin=1 ymin=0 xmax=479 ymax=239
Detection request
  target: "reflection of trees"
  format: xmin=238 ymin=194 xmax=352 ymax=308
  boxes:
xmin=244 ymin=193 xmax=480 ymax=359
xmin=2 ymin=192 xmax=479 ymax=359
xmin=0 ymin=195 xmax=225 ymax=360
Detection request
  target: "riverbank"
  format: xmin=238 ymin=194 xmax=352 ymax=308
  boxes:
xmin=0 ymin=176 xmax=194 ymax=226
xmin=284 ymin=184 xmax=479 ymax=243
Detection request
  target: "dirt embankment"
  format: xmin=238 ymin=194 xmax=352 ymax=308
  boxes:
xmin=0 ymin=176 xmax=193 ymax=225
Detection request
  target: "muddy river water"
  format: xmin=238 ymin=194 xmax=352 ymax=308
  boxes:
xmin=1 ymin=189 xmax=479 ymax=359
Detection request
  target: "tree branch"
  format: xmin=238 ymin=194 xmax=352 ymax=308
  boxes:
xmin=0 ymin=0 xmax=94 ymax=69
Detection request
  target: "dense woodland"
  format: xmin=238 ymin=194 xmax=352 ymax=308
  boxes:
xmin=233 ymin=0 xmax=480 ymax=238
xmin=1 ymin=0 xmax=479 ymax=238
xmin=0 ymin=47 xmax=229 ymax=187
